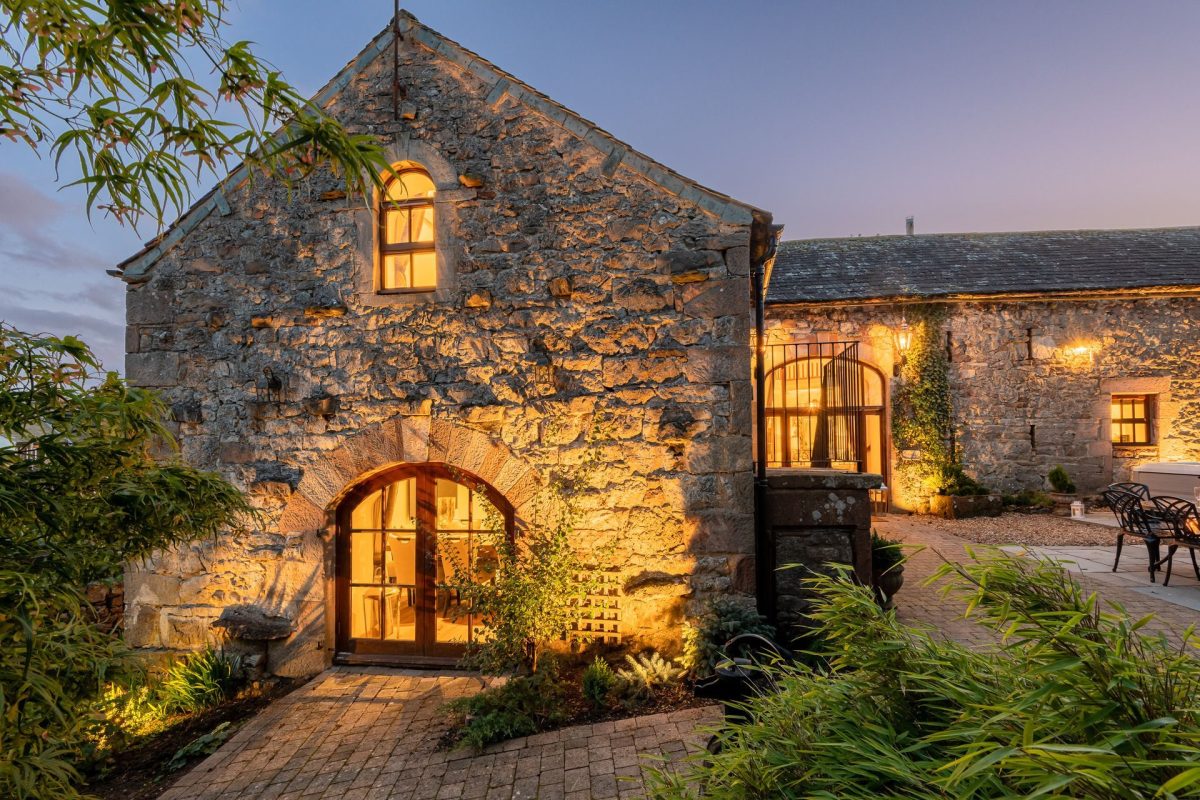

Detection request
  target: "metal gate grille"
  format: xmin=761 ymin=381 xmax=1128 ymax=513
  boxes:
xmin=759 ymin=341 xmax=865 ymax=470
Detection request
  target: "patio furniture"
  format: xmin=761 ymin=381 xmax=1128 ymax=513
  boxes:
xmin=1106 ymin=482 xmax=1152 ymax=501
xmin=1149 ymin=496 xmax=1200 ymax=587
xmin=1101 ymin=488 xmax=1170 ymax=581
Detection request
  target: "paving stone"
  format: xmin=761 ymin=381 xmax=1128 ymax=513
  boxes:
xmin=156 ymin=669 xmax=720 ymax=799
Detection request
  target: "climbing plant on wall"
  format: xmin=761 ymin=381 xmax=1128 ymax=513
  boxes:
xmin=891 ymin=305 xmax=957 ymax=492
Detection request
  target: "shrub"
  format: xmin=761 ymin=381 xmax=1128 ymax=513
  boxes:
xmin=1048 ymin=464 xmax=1077 ymax=493
xmin=157 ymin=649 xmax=245 ymax=715
xmin=614 ymin=652 xmax=686 ymax=708
xmin=870 ymin=532 xmax=904 ymax=575
xmin=581 ymin=657 xmax=617 ymax=708
xmin=937 ymin=462 xmax=989 ymax=496
xmin=443 ymin=454 xmax=609 ymax=675
xmin=649 ymin=551 xmax=1200 ymax=799
xmin=681 ymin=598 xmax=775 ymax=678
xmin=444 ymin=665 xmax=569 ymax=750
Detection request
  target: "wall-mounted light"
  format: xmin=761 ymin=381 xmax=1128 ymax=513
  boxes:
xmin=1061 ymin=340 xmax=1097 ymax=368
xmin=893 ymin=315 xmax=912 ymax=377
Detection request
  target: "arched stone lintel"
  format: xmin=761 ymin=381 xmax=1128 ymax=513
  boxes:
xmin=287 ymin=415 xmax=540 ymax=530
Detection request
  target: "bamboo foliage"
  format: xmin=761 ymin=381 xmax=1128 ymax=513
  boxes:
xmin=0 ymin=0 xmax=393 ymax=226
xmin=650 ymin=551 xmax=1200 ymax=799
xmin=0 ymin=327 xmax=254 ymax=799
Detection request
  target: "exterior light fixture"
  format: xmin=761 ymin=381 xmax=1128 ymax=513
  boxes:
xmin=893 ymin=316 xmax=912 ymax=376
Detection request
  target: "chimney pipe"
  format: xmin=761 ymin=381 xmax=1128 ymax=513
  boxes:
xmin=905 ymin=216 xmax=914 ymax=236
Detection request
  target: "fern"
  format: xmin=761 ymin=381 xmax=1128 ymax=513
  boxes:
xmin=614 ymin=652 xmax=685 ymax=707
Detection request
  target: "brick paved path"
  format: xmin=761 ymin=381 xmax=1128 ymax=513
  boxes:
xmin=159 ymin=668 xmax=719 ymax=800
xmin=876 ymin=514 xmax=1199 ymax=647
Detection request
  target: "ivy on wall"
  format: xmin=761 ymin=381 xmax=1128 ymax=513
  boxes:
xmin=891 ymin=305 xmax=958 ymax=493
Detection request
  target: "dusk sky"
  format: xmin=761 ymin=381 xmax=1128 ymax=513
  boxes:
xmin=3 ymin=0 xmax=1199 ymax=372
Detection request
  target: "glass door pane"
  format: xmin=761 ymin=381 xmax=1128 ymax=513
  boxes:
xmin=435 ymin=530 xmax=471 ymax=644
xmin=347 ymin=478 xmax=417 ymax=645
xmin=383 ymin=532 xmax=417 ymax=642
xmin=434 ymin=477 xmax=490 ymax=645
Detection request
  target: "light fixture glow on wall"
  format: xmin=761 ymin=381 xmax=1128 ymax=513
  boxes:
xmin=893 ymin=315 xmax=912 ymax=376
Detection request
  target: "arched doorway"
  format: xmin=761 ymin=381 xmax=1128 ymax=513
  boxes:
xmin=334 ymin=463 xmax=513 ymax=664
xmin=764 ymin=356 xmax=888 ymax=482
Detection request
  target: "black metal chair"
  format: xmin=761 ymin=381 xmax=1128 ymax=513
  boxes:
xmin=1106 ymin=482 xmax=1152 ymax=501
xmin=1101 ymin=488 xmax=1169 ymax=581
xmin=1150 ymin=496 xmax=1200 ymax=587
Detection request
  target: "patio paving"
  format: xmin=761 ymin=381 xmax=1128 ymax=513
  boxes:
xmin=156 ymin=515 xmax=1198 ymax=800
xmin=876 ymin=514 xmax=1200 ymax=647
xmin=158 ymin=668 xmax=719 ymax=800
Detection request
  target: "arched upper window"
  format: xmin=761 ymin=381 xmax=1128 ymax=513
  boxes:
xmin=378 ymin=165 xmax=437 ymax=292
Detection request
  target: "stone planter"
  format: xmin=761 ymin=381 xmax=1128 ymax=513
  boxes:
xmin=874 ymin=565 xmax=905 ymax=611
xmin=928 ymin=494 xmax=1003 ymax=519
xmin=1048 ymin=492 xmax=1077 ymax=516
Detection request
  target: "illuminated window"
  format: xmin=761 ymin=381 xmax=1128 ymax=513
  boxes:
xmin=378 ymin=166 xmax=437 ymax=291
xmin=1111 ymin=394 xmax=1155 ymax=445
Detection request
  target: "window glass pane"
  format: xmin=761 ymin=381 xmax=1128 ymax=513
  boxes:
xmin=471 ymin=491 xmax=500 ymax=531
xmin=1110 ymin=400 xmax=1122 ymax=421
xmin=384 ymin=209 xmax=410 ymax=244
xmin=350 ymin=531 xmax=381 ymax=584
xmin=436 ymin=479 xmax=471 ymax=529
xmin=1111 ymin=422 xmax=1121 ymax=442
xmin=350 ymin=490 xmax=381 ymax=529
xmin=411 ymin=205 xmax=435 ymax=243
xmin=1134 ymin=424 xmax=1148 ymax=443
xmin=863 ymin=369 xmax=883 ymax=406
xmin=382 ymin=587 xmax=416 ymax=641
xmin=1132 ymin=399 xmax=1145 ymax=418
xmin=382 ymin=254 xmax=411 ymax=289
xmin=436 ymin=531 xmax=470 ymax=644
xmin=381 ymin=478 xmax=416 ymax=530
xmin=384 ymin=532 xmax=416 ymax=585
xmin=351 ymin=587 xmax=381 ymax=639
xmin=411 ymin=250 xmax=437 ymax=288
xmin=473 ymin=534 xmax=500 ymax=584
xmin=397 ymin=170 xmax=436 ymax=199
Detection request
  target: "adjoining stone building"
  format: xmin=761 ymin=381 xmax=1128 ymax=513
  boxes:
xmin=116 ymin=12 xmax=779 ymax=675
xmin=766 ymin=227 xmax=1200 ymax=511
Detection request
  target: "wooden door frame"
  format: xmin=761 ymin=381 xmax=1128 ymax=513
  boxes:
xmin=332 ymin=462 xmax=514 ymax=666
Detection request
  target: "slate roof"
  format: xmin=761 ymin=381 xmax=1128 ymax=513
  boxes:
xmin=767 ymin=227 xmax=1200 ymax=304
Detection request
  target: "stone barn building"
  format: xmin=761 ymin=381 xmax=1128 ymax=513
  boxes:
xmin=765 ymin=227 xmax=1200 ymax=510
xmin=117 ymin=12 xmax=784 ymax=675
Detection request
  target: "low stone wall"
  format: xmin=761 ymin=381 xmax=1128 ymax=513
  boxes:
xmin=928 ymin=494 xmax=1003 ymax=519
xmin=760 ymin=470 xmax=880 ymax=645
xmin=86 ymin=581 xmax=125 ymax=635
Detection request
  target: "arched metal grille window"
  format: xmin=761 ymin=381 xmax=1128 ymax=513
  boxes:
xmin=378 ymin=166 xmax=436 ymax=291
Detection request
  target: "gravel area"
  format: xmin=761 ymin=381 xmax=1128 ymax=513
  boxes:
xmin=887 ymin=511 xmax=1118 ymax=547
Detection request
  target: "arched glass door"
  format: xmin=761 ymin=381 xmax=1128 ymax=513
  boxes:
xmin=335 ymin=464 xmax=512 ymax=662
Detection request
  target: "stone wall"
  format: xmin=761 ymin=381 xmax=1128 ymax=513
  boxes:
xmin=121 ymin=19 xmax=760 ymax=675
xmin=766 ymin=295 xmax=1200 ymax=508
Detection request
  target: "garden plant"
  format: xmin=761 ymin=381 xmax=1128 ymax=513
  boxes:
xmin=681 ymin=597 xmax=775 ymax=679
xmin=651 ymin=550 xmax=1200 ymax=799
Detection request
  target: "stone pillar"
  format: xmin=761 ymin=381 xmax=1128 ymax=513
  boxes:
xmin=761 ymin=470 xmax=881 ymax=645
